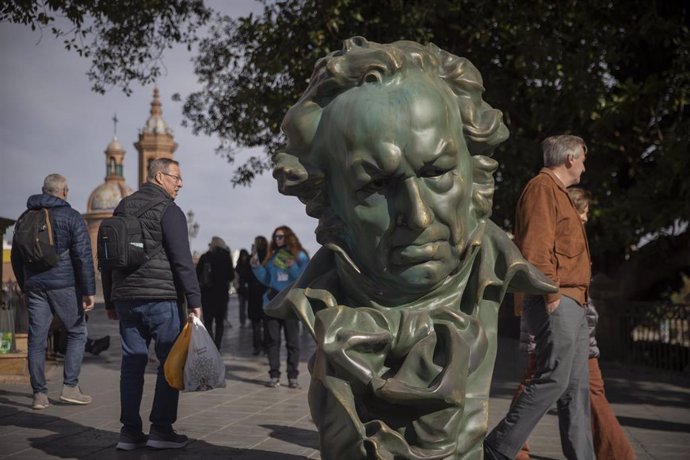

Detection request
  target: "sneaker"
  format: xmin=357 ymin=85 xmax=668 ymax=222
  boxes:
xmin=116 ymin=431 xmax=147 ymax=450
xmin=288 ymin=379 xmax=301 ymax=389
xmin=60 ymin=385 xmax=92 ymax=405
xmin=267 ymin=377 xmax=280 ymax=388
xmin=146 ymin=430 xmax=189 ymax=449
xmin=32 ymin=392 xmax=50 ymax=410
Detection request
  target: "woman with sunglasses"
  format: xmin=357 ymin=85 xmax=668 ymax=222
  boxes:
xmin=250 ymin=225 xmax=309 ymax=388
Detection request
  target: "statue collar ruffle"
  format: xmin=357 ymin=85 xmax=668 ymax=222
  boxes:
xmin=264 ymin=221 xmax=555 ymax=459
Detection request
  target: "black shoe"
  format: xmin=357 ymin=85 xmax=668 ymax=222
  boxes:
xmin=252 ymin=348 xmax=261 ymax=356
xmin=146 ymin=429 xmax=189 ymax=449
xmin=116 ymin=431 xmax=147 ymax=450
xmin=90 ymin=336 xmax=110 ymax=355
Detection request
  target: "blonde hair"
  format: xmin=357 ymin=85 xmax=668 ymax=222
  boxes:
xmin=567 ymin=187 xmax=592 ymax=214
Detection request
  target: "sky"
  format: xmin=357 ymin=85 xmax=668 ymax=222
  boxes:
xmin=0 ymin=1 xmax=320 ymax=258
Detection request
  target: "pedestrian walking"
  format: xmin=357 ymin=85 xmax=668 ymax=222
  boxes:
xmin=485 ymin=135 xmax=594 ymax=460
xmin=196 ymin=236 xmax=234 ymax=349
xmin=11 ymin=173 xmax=96 ymax=409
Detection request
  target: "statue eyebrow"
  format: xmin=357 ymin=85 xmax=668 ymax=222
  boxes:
xmin=422 ymin=139 xmax=457 ymax=169
xmin=350 ymin=143 xmax=402 ymax=177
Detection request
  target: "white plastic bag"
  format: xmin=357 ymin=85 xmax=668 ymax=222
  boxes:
xmin=183 ymin=316 xmax=226 ymax=392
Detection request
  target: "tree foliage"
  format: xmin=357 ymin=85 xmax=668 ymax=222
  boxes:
xmin=1 ymin=0 xmax=211 ymax=94
xmin=4 ymin=1 xmax=689 ymax=281
xmin=181 ymin=0 xmax=690 ymax=276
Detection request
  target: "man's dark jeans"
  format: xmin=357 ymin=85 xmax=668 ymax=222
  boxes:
xmin=115 ymin=299 xmax=181 ymax=435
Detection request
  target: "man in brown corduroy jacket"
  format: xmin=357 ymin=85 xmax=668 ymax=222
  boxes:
xmin=485 ymin=135 xmax=594 ymax=460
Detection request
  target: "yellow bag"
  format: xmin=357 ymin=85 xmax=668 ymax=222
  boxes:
xmin=164 ymin=323 xmax=191 ymax=390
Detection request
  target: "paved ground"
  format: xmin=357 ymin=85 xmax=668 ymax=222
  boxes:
xmin=1 ymin=298 xmax=688 ymax=459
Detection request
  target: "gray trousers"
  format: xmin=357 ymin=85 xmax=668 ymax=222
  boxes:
xmin=486 ymin=295 xmax=594 ymax=460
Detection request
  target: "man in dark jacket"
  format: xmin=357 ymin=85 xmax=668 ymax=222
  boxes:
xmin=102 ymin=158 xmax=201 ymax=451
xmin=196 ymin=236 xmax=234 ymax=349
xmin=11 ymin=173 xmax=96 ymax=410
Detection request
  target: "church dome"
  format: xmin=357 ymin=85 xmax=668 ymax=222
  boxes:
xmin=106 ymin=137 xmax=124 ymax=153
xmin=87 ymin=181 xmax=133 ymax=212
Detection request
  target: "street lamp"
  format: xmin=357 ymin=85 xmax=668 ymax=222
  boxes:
xmin=187 ymin=210 xmax=200 ymax=246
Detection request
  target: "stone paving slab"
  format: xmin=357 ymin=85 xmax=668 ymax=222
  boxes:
xmin=1 ymin=300 xmax=688 ymax=459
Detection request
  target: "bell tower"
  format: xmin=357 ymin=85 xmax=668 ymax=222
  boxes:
xmin=135 ymin=87 xmax=177 ymax=187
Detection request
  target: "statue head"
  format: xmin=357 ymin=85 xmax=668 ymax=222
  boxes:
xmin=275 ymin=37 xmax=509 ymax=298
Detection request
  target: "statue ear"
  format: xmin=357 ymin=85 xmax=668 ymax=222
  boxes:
xmin=470 ymin=155 xmax=498 ymax=220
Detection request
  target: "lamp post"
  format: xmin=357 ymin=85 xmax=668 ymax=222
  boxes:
xmin=187 ymin=210 xmax=200 ymax=248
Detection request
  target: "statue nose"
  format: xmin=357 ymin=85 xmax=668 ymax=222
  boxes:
xmin=397 ymin=178 xmax=432 ymax=229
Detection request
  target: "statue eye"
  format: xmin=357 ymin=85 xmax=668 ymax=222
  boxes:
xmin=361 ymin=69 xmax=383 ymax=84
xmin=368 ymin=178 xmax=387 ymax=190
xmin=359 ymin=178 xmax=388 ymax=194
xmin=421 ymin=167 xmax=452 ymax=179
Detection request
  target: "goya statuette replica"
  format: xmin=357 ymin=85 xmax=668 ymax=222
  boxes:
xmin=267 ymin=37 xmax=556 ymax=459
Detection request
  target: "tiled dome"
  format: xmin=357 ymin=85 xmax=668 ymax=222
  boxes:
xmin=87 ymin=181 xmax=133 ymax=212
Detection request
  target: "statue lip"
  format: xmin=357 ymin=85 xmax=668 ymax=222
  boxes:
xmin=389 ymin=240 xmax=447 ymax=265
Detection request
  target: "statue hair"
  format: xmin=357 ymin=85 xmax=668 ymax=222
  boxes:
xmin=274 ymin=37 xmax=510 ymax=244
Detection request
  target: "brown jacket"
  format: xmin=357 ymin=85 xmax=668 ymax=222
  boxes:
xmin=514 ymin=168 xmax=591 ymax=306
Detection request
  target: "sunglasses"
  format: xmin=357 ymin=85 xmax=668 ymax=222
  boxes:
xmin=274 ymin=234 xmax=285 ymax=240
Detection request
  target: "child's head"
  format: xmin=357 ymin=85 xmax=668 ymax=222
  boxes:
xmin=567 ymin=187 xmax=592 ymax=223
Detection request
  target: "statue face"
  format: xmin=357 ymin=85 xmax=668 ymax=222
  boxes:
xmin=314 ymin=73 xmax=477 ymax=292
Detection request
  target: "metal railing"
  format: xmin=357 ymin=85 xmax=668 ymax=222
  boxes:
xmin=616 ymin=301 xmax=690 ymax=373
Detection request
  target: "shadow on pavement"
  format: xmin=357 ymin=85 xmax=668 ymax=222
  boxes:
xmin=261 ymin=424 xmax=319 ymax=450
xmin=616 ymin=415 xmax=690 ymax=433
xmin=0 ymin=392 xmax=315 ymax=459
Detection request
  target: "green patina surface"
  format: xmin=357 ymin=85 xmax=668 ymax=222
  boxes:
xmin=267 ymin=37 xmax=556 ymax=459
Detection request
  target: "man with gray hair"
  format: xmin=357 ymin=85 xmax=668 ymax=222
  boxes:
xmin=11 ymin=173 xmax=96 ymax=410
xmin=102 ymin=158 xmax=201 ymax=451
xmin=485 ymin=135 xmax=594 ymax=459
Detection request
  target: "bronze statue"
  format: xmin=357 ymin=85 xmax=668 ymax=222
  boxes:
xmin=268 ymin=37 xmax=556 ymax=459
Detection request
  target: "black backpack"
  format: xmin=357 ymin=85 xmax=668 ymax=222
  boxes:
xmin=97 ymin=199 xmax=169 ymax=270
xmin=199 ymin=258 xmax=213 ymax=288
xmin=13 ymin=208 xmax=60 ymax=272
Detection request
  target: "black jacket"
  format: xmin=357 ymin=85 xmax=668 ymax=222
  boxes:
xmin=102 ymin=183 xmax=201 ymax=309
xmin=11 ymin=193 xmax=95 ymax=295
xmin=196 ymin=246 xmax=234 ymax=309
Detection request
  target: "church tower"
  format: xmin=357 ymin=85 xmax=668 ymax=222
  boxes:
xmin=135 ymin=87 xmax=177 ymax=187
xmin=83 ymin=129 xmax=134 ymax=273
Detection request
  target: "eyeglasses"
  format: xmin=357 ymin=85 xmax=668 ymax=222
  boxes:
xmin=274 ymin=234 xmax=285 ymax=240
xmin=161 ymin=172 xmax=183 ymax=183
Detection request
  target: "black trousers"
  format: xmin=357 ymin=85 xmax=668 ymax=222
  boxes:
xmin=202 ymin=300 xmax=227 ymax=349
xmin=265 ymin=317 xmax=300 ymax=379
xmin=251 ymin=318 xmax=265 ymax=352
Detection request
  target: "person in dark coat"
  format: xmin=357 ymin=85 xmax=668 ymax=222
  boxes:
xmin=246 ymin=236 xmax=268 ymax=355
xmin=11 ymin=173 xmax=96 ymax=410
xmin=196 ymin=236 xmax=234 ymax=349
xmin=235 ymin=249 xmax=251 ymax=328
